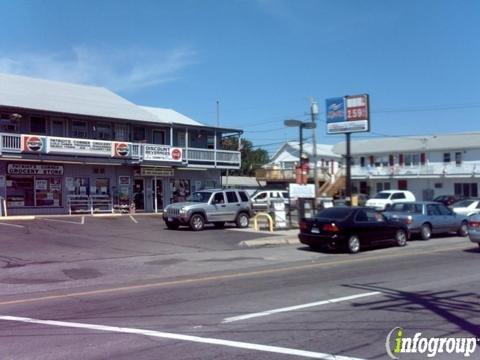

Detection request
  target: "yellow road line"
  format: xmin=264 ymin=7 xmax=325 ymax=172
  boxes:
xmin=0 ymin=243 xmax=471 ymax=307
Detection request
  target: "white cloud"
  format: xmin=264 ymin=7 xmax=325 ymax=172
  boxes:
xmin=0 ymin=45 xmax=197 ymax=92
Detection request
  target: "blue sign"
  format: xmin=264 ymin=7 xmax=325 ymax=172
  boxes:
xmin=326 ymin=97 xmax=345 ymax=124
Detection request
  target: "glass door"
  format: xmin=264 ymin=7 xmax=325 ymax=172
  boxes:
xmin=133 ymin=179 xmax=144 ymax=211
xmin=152 ymin=178 xmax=163 ymax=212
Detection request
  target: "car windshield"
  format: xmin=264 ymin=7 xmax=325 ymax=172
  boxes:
xmin=187 ymin=192 xmax=212 ymax=203
xmin=389 ymin=203 xmax=422 ymax=213
xmin=315 ymin=207 xmax=352 ymax=220
xmin=373 ymin=192 xmax=391 ymax=199
xmin=452 ymin=200 xmax=474 ymax=208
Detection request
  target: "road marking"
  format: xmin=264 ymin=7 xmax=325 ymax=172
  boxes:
xmin=0 ymin=243 xmax=470 ymax=307
xmin=0 ymin=222 xmax=25 ymax=229
xmin=223 ymin=292 xmax=381 ymax=323
xmin=0 ymin=315 xmax=364 ymax=360
xmin=43 ymin=218 xmax=84 ymax=225
xmin=129 ymin=215 xmax=138 ymax=224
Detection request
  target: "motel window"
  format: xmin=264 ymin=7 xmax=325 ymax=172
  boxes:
xmin=72 ymin=121 xmax=88 ymax=138
xmin=30 ymin=116 xmax=47 ymax=134
xmin=360 ymin=157 xmax=365 ymax=167
xmin=454 ymin=183 xmax=478 ymax=197
xmin=405 ymin=154 xmax=420 ymax=166
xmin=207 ymin=135 xmax=215 ymax=149
xmin=115 ymin=124 xmax=129 ymax=141
xmin=443 ymin=153 xmax=451 ymax=163
xmin=96 ymin=123 xmax=112 ymax=140
xmin=133 ymin=127 xmax=146 ymax=142
xmin=176 ymin=131 xmax=186 ymax=147
xmin=152 ymin=130 xmax=166 ymax=145
xmin=455 ymin=152 xmax=462 ymax=166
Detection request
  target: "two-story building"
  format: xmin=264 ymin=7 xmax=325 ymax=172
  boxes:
xmin=332 ymin=133 xmax=480 ymax=200
xmin=0 ymin=73 xmax=242 ymax=215
xmin=256 ymin=141 xmax=342 ymax=190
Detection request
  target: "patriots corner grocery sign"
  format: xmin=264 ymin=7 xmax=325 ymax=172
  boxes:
xmin=326 ymin=94 xmax=370 ymax=134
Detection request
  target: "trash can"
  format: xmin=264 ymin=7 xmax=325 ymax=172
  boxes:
xmin=271 ymin=199 xmax=287 ymax=229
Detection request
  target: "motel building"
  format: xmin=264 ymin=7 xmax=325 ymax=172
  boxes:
xmin=0 ymin=73 xmax=242 ymax=215
xmin=332 ymin=133 xmax=480 ymax=200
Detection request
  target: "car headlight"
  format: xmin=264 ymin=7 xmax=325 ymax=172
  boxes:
xmin=179 ymin=208 xmax=187 ymax=214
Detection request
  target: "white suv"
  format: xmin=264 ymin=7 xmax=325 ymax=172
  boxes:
xmin=365 ymin=190 xmax=415 ymax=211
xmin=251 ymin=190 xmax=289 ymax=210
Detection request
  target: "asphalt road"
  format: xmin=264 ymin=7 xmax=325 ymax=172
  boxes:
xmin=0 ymin=216 xmax=479 ymax=359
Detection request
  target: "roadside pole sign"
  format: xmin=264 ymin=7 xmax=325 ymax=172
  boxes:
xmin=326 ymin=94 xmax=370 ymax=134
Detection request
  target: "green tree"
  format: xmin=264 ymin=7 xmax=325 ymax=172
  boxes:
xmin=223 ymin=138 xmax=269 ymax=176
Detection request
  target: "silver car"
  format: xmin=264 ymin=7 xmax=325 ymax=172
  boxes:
xmin=163 ymin=189 xmax=254 ymax=231
xmin=467 ymin=213 xmax=480 ymax=247
xmin=383 ymin=201 xmax=468 ymax=240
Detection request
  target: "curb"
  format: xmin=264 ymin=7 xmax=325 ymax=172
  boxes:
xmin=239 ymin=237 xmax=300 ymax=248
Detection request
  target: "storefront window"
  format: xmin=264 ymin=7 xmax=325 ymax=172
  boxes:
xmin=67 ymin=177 xmax=90 ymax=195
xmin=6 ymin=176 xmax=62 ymax=207
xmin=170 ymin=179 xmax=190 ymax=203
xmin=95 ymin=178 xmax=110 ymax=195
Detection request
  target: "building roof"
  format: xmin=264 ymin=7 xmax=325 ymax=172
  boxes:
xmin=270 ymin=141 xmax=341 ymax=163
xmin=332 ymin=133 xmax=480 ymax=155
xmin=139 ymin=106 xmax=204 ymax=126
xmin=221 ymin=176 xmax=264 ymax=187
xmin=0 ymin=72 xmax=160 ymax=123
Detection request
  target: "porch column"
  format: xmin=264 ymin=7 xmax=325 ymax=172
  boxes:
xmin=214 ymin=131 xmax=217 ymax=168
xmin=185 ymin=128 xmax=189 ymax=163
xmin=170 ymin=127 xmax=173 ymax=146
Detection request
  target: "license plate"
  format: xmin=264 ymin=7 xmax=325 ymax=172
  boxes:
xmin=311 ymin=227 xmax=320 ymax=234
xmin=168 ymin=217 xmax=173 ymax=222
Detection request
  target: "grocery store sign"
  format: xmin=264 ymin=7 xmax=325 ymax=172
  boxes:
xmin=7 ymin=163 xmax=64 ymax=175
xmin=47 ymin=137 xmax=112 ymax=156
xmin=326 ymin=94 xmax=370 ymax=134
xmin=143 ymin=145 xmax=183 ymax=162
xmin=136 ymin=167 xmax=174 ymax=177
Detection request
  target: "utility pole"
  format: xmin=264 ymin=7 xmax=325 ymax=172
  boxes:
xmin=310 ymin=99 xmax=319 ymax=211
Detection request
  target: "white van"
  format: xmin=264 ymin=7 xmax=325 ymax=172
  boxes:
xmin=365 ymin=190 xmax=415 ymax=211
xmin=251 ymin=190 xmax=290 ymax=210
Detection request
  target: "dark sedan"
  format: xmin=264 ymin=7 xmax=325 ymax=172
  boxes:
xmin=298 ymin=207 xmax=409 ymax=254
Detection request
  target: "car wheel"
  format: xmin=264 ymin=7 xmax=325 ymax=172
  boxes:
xmin=347 ymin=235 xmax=360 ymax=254
xmin=457 ymin=221 xmax=468 ymax=237
xmin=236 ymin=213 xmax=250 ymax=228
xmin=395 ymin=229 xmax=407 ymax=247
xmin=190 ymin=214 xmax=205 ymax=231
xmin=420 ymin=223 xmax=431 ymax=240
xmin=165 ymin=221 xmax=179 ymax=230
xmin=214 ymin=222 xmax=225 ymax=229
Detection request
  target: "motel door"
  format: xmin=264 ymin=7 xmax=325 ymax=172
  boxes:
xmin=152 ymin=178 xmax=163 ymax=213
xmin=133 ymin=179 xmax=144 ymax=211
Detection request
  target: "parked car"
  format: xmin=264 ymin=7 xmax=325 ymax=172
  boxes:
xmin=467 ymin=214 xmax=480 ymax=247
xmin=163 ymin=189 xmax=254 ymax=231
xmin=450 ymin=198 xmax=480 ymax=216
xmin=251 ymin=189 xmax=290 ymax=210
xmin=365 ymin=190 xmax=416 ymax=211
xmin=383 ymin=201 xmax=468 ymax=240
xmin=298 ymin=207 xmax=408 ymax=254
xmin=433 ymin=195 xmax=464 ymax=207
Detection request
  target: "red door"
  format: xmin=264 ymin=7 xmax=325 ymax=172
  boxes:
xmin=398 ymin=180 xmax=408 ymax=190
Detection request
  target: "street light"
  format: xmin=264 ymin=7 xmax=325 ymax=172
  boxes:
xmin=284 ymin=119 xmax=316 ymax=166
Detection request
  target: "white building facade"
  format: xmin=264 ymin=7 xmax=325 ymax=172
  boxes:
xmin=332 ymin=133 xmax=480 ymax=200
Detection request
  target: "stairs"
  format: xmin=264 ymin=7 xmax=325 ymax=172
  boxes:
xmin=319 ymin=176 xmax=346 ymax=197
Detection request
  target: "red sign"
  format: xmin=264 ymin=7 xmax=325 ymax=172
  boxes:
xmin=171 ymin=148 xmax=182 ymax=161
xmin=346 ymin=95 xmax=369 ymax=121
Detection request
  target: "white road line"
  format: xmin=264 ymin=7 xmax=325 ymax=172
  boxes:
xmin=0 ymin=222 xmax=25 ymax=229
xmin=0 ymin=315 xmax=364 ymax=360
xmin=222 ymin=292 xmax=381 ymax=323
xmin=43 ymin=218 xmax=84 ymax=225
xmin=81 ymin=216 xmax=85 ymax=225
xmin=129 ymin=215 xmax=138 ymax=224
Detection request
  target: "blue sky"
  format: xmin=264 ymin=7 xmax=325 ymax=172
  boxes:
xmin=1 ymin=0 xmax=480 ymax=155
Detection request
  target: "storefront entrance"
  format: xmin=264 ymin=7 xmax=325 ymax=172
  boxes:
xmin=133 ymin=179 xmax=144 ymax=211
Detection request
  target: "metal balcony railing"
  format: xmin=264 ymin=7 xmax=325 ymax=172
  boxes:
xmin=351 ymin=164 xmax=480 ymax=177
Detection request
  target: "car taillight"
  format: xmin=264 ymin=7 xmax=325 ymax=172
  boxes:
xmin=323 ymin=223 xmax=340 ymax=232
xmin=468 ymin=221 xmax=480 ymax=228
xmin=299 ymin=220 xmax=309 ymax=231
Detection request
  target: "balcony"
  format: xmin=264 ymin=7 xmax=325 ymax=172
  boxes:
xmin=0 ymin=133 xmax=240 ymax=169
xmin=351 ymin=163 xmax=480 ymax=178
xmin=256 ymin=167 xmax=331 ymax=182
